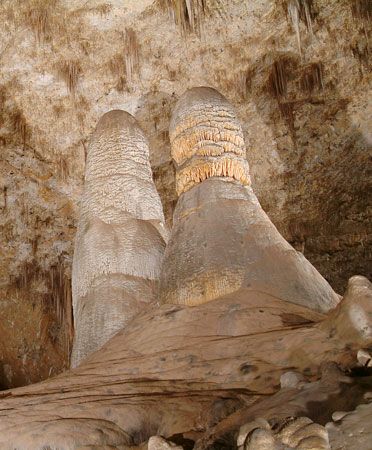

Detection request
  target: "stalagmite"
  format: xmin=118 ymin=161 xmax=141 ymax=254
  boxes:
xmin=71 ymin=110 xmax=168 ymax=367
xmin=0 ymin=95 xmax=370 ymax=450
xmin=160 ymin=87 xmax=339 ymax=312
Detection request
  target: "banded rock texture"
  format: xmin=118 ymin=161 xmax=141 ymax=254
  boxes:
xmin=160 ymin=87 xmax=339 ymax=312
xmin=71 ymin=110 xmax=168 ymax=367
xmin=0 ymin=276 xmax=371 ymax=449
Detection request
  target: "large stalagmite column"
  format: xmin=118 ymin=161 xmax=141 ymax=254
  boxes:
xmin=71 ymin=110 xmax=168 ymax=367
xmin=160 ymin=87 xmax=339 ymax=312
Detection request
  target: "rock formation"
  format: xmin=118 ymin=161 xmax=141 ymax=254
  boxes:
xmin=327 ymin=402 xmax=372 ymax=449
xmin=160 ymin=87 xmax=339 ymax=312
xmin=0 ymin=274 xmax=371 ymax=449
xmin=1 ymin=0 xmax=370 ymax=389
xmin=238 ymin=416 xmax=330 ymax=449
xmin=0 ymin=91 xmax=370 ymax=450
xmin=71 ymin=110 xmax=168 ymax=367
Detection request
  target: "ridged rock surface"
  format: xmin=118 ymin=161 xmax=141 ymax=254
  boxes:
xmin=169 ymin=87 xmax=250 ymax=195
xmin=0 ymin=0 xmax=370 ymax=388
xmin=160 ymin=88 xmax=339 ymax=312
xmin=0 ymin=276 xmax=371 ymax=449
xmin=71 ymin=110 xmax=167 ymax=367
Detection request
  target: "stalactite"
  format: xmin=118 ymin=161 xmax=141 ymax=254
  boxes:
xmin=27 ymin=7 xmax=50 ymax=42
xmin=11 ymin=111 xmax=28 ymax=149
xmin=109 ymin=53 xmax=127 ymax=92
xmin=267 ymin=56 xmax=300 ymax=140
xmin=94 ymin=3 xmax=112 ymax=16
xmin=269 ymin=58 xmax=289 ymax=98
xmin=2 ymin=186 xmax=7 ymax=210
xmin=350 ymin=0 xmax=371 ymax=69
xmin=352 ymin=0 xmax=372 ymax=22
xmin=23 ymin=0 xmax=61 ymax=43
xmin=10 ymin=259 xmax=73 ymax=355
xmin=288 ymin=0 xmax=302 ymax=55
xmin=56 ymin=155 xmax=69 ymax=182
xmin=47 ymin=263 xmax=72 ymax=336
xmin=234 ymin=67 xmax=254 ymax=100
xmin=124 ymin=28 xmax=139 ymax=84
xmin=286 ymin=0 xmax=314 ymax=55
xmin=57 ymin=60 xmax=81 ymax=96
xmin=165 ymin=0 xmax=208 ymax=36
xmin=300 ymin=62 xmax=324 ymax=94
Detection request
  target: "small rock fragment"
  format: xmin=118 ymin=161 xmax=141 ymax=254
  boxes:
xmin=332 ymin=411 xmax=348 ymax=421
xmin=357 ymin=349 xmax=372 ymax=367
xmin=148 ymin=436 xmax=183 ymax=450
xmin=280 ymin=371 xmax=306 ymax=389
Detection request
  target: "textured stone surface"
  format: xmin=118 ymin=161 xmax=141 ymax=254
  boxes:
xmin=0 ymin=0 xmax=370 ymax=386
xmin=238 ymin=417 xmax=330 ymax=450
xmin=160 ymin=87 xmax=339 ymax=311
xmin=169 ymin=86 xmax=250 ymax=195
xmin=327 ymin=402 xmax=372 ymax=450
xmin=0 ymin=276 xmax=371 ymax=449
xmin=71 ymin=110 xmax=167 ymax=367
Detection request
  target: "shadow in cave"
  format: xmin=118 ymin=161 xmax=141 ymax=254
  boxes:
xmin=239 ymin=48 xmax=371 ymax=294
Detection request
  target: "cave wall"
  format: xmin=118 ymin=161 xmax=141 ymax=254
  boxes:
xmin=0 ymin=0 xmax=371 ymax=389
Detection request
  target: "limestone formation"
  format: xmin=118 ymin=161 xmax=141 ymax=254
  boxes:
xmin=169 ymin=86 xmax=251 ymax=196
xmin=0 ymin=276 xmax=371 ymax=449
xmin=327 ymin=402 xmax=372 ymax=450
xmin=238 ymin=417 xmax=330 ymax=450
xmin=160 ymin=87 xmax=339 ymax=312
xmin=0 ymin=92 xmax=370 ymax=450
xmin=71 ymin=110 xmax=168 ymax=367
xmin=1 ymin=0 xmax=370 ymax=389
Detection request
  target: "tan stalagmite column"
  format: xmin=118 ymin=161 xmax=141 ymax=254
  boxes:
xmin=71 ymin=110 xmax=168 ymax=367
xmin=159 ymin=87 xmax=339 ymax=312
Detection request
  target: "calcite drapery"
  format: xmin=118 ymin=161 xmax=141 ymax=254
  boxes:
xmin=160 ymin=87 xmax=339 ymax=312
xmin=169 ymin=87 xmax=251 ymax=195
xmin=71 ymin=110 xmax=168 ymax=367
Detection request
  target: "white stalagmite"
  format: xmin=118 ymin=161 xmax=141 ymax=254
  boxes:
xmin=71 ymin=110 xmax=168 ymax=367
xmin=160 ymin=87 xmax=339 ymax=312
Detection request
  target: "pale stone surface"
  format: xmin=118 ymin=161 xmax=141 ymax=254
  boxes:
xmin=169 ymin=86 xmax=250 ymax=195
xmin=71 ymin=110 xmax=168 ymax=367
xmin=237 ymin=417 xmax=272 ymax=447
xmin=238 ymin=417 xmax=330 ymax=450
xmin=160 ymin=88 xmax=339 ymax=312
xmin=280 ymin=372 xmax=306 ymax=390
xmin=148 ymin=436 xmax=183 ymax=450
xmin=327 ymin=402 xmax=372 ymax=450
xmin=0 ymin=0 xmax=370 ymax=388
